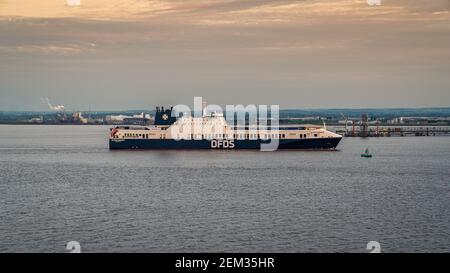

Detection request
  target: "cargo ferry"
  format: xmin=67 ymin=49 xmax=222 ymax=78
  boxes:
xmin=109 ymin=106 xmax=342 ymax=150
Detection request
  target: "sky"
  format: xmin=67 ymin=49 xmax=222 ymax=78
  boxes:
xmin=0 ymin=0 xmax=449 ymax=111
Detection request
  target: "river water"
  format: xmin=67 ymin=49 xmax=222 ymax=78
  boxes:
xmin=0 ymin=125 xmax=449 ymax=252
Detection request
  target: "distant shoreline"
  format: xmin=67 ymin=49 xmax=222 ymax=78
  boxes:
xmin=1 ymin=108 xmax=450 ymax=127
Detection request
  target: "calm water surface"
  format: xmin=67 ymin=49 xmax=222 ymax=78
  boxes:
xmin=0 ymin=125 xmax=449 ymax=252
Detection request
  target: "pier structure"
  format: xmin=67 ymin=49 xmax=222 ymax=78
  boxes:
xmin=337 ymin=126 xmax=450 ymax=137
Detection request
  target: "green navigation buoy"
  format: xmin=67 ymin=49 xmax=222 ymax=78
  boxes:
xmin=361 ymin=148 xmax=372 ymax=158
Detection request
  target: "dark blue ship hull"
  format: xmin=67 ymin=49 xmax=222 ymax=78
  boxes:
xmin=109 ymin=137 xmax=341 ymax=150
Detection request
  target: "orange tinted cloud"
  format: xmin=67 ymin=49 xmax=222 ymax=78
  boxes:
xmin=0 ymin=0 xmax=174 ymax=20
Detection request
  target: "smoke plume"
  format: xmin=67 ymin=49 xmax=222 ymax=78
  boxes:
xmin=42 ymin=97 xmax=65 ymax=112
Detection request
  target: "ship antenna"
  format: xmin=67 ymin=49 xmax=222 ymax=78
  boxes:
xmin=322 ymin=118 xmax=327 ymax=130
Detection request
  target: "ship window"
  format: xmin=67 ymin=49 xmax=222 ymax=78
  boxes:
xmin=314 ymin=134 xmax=318 ymax=137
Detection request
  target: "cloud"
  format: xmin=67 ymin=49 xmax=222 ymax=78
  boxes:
xmin=1 ymin=1 xmax=449 ymax=23
xmin=0 ymin=0 xmax=175 ymax=20
xmin=0 ymin=0 xmax=449 ymax=109
xmin=0 ymin=43 xmax=96 ymax=55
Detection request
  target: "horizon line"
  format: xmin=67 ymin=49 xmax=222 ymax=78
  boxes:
xmin=1 ymin=106 xmax=450 ymax=113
